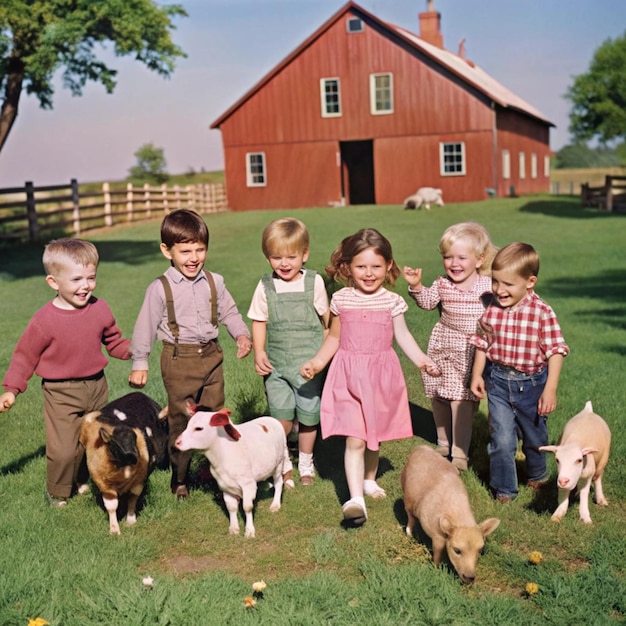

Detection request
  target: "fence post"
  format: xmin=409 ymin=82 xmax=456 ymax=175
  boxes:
xmin=126 ymin=183 xmax=134 ymax=221
xmin=162 ymin=184 xmax=168 ymax=214
xmin=174 ymin=184 xmax=181 ymax=210
xmin=144 ymin=183 xmax=151 ymax=218
xmin=605 ymin=176 xmax=613 ymax=211
xmin=71 ymin=178 xmax=81 ymax=235
xmin=25 ymin=181 xmax=39 ymax=242
xmin=186 ymin=185 xmax=194 ymax=212
xmin=103 ymin=182 xmax=113 ymax=227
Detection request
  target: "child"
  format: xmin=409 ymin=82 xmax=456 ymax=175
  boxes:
xmin=469 ymin=242 xmax=569 ymax=503
xmin=403 ymin=222 xmax=497 ymax=471
xmin=0 ymin=238 xmax=131 ymax=507
xmin=247 ymin=218 xmax=330 ymax=486
xmin=300 ymin=228 xmax=439 ymax=526
xmin=129 ymin=209 xmax=252 ymax=499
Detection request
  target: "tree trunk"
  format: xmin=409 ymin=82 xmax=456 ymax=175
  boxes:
xmin=0 ymin=54 xmax=25 ymax=154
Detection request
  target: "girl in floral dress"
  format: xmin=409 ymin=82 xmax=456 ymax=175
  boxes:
xmin=403 ymin=222 xmax=497 ymax=471
xmin=301 ymin=229 xmax=439 ymax=526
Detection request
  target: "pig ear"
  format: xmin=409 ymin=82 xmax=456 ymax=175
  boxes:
xmin=209 ymin=410 xmax=231 ymax=428
xmin=479 ymin=518 xmax=500 ymax=537
xmin=581 ymin=447 xmax=598 ymax=456
xmin=224 ymin=423 xmax=242 ymax=441
xmin=538 ymin=445 xmax=557 ymax=454
xmin=438 ymin=514 xmax=454 ymax=537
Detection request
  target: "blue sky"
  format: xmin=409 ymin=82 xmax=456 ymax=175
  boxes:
xmin=1 ymin=0 xmax=625 ymax=187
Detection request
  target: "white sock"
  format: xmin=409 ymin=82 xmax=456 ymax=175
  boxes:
xmin=298 ymin=452 xmax=314 ymax=475
xmin=363 ymin=479 xmax=386 ymax=498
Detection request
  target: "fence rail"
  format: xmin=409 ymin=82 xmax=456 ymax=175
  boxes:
xmin=580 ymin=175 xmax=626 ymax=211
xmin=0 ymin=179 xmax=227 ymax=242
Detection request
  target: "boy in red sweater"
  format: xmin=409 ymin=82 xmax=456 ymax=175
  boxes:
xmin=0 ymin=238 xmax=131 ymax=507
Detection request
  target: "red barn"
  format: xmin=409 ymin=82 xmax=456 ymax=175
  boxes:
xmin=210 ymin=1 xmax=553 ymax=211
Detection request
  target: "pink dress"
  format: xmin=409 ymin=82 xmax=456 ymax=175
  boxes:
xmin=320 ymin=289 xmax=413 ymax=451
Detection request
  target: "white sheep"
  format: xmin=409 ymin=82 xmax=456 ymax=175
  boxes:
xmin=539 ymin=401 xmax=611 ymax=524
xmin=400 ymin=445 xmax=500 ymax=584
xmin=174 ymin=406 xmax=292 ymax=538
xmin=403 ymin=187 xmax=444 ymax=210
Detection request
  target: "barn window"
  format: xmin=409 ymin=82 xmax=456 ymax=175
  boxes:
xmin=347 ymin=17 xmax=364 ymax=33
xmin=440 ymin=142 xmax=465 ymax=176
xmin=321 ymin=78 xmax=341 ymax=117
xmin=531 ymin=153 xmax=538 ymax=179
xmin=370 ymin=73 xmax=393 ymax=115
xmin=246 ymin=152 xmax=266 ymax=187
xmin=544 ymin=155 xmax=550 ymax=178
xmin=519 ymin=152 xmax=526 ymax=179
xmin=502 ymin=150 xmax=511 ymax=179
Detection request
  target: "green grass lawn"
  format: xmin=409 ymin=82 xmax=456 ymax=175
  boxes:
xmin=0 ymin=196 xmax=624 ymax=624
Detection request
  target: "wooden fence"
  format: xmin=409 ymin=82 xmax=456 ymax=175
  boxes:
xmin=580 ymin=175 xmax=626 ymax=211
xmin=0 ymin=179 xmax=227 ymax=243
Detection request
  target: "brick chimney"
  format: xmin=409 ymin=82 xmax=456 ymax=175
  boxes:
xmin=419 ymin=0 xmax=443 ymax=49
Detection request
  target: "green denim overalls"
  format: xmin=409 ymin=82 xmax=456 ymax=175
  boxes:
xmin=262 ymin=269 xmax=325 ymax=425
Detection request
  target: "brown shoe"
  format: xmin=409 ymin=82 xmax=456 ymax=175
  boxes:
xmin=496 ymin=495 xmax=513 ymax=504
xmin=527 ymin=479 xmax=548 ymax=490
xmin=300 ymin=475 xmax=314 ymax=486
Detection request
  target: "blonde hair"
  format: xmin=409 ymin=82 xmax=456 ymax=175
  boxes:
xmin=261 ymin=218 xmax=310 ymax=257
xmin=492 ymin=242 xmax=540 ymax=278
xmin=439 ymin=221 xmax=497 ymax=274
xmin=326 ymin=228 xmax=400 ymax=287
xmin=42 ymin=238 xmax=99 ymax=275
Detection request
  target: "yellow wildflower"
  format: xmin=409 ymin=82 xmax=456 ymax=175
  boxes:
xmin=28 ymin=620 xmax=50 ymax=626
xmin=252 ymin=580 xmax=267 ymax=593
xmin=525 ymin=582 xmax=540 ymax=595
xmin=243 ymin=596 xmax=257 ymax=608
xmin=528 ymin=551 xmax=543 ymax=565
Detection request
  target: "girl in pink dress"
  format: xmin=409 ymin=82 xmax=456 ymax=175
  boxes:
xmin=301 ymin=229 xmax=439 ymax=526
xmin=403 ymin=222 xmax=497 ymax=471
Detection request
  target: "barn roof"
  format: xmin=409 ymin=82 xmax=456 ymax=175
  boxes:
xmin=210 ymin=1 xmax=553 ymax=129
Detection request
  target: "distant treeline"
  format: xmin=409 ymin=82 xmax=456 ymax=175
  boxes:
xmin=554 ymin=143 xmax=625 ymax=169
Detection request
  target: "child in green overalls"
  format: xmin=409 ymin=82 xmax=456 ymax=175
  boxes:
xmin=248 ymin=218 xmax=330 ymax=486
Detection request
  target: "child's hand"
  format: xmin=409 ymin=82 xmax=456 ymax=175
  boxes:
xmin=0 ymin=391 xmax=16 ymax=412
xmin=470 ymin=375 xmax=486 ymax=399
xmin=129 ymin=370 xmax=148 ymax=388
xmin=254 ymin=351 xmax=273 ymax=376
xmin=538 ymin=389 xmax=557 ymax=416
xmin=403 ymin=266 xmax=423 ymax=290
xmin=421 ymin=358 xmax=441 ymax=377
xmin=236 ymin=335 xmax=252 ymax=359
xmin=300 ymin=361 xmax=317 ymax=381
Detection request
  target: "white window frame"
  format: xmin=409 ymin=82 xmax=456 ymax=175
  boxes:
xmin=544 ymin=155 xmax=551 ymax=178
xmin=246 ymin=152 xmax=266 ymax=187
xmin=502 ymin=149 xmax=511 ymax=180
xmin=531 ymin=153 xmax=538 ymax=179
xmin=440 ymin=142 xmax=466 ymax=176
xmin=347 ymin=17 xmax=364 ymax=33
xmin=519 ymin=152 xmax=526 ymax=180
xmin=320 ymin=78 xmax=341 ymax=118
xmin=370 ymin=73 xmax=394 ymax=115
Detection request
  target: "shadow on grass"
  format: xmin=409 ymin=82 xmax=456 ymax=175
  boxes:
xmin=0 ymin=445 xmax=45 ymax=476
xmin=0 ymin=240 xmax=159 ymax=280
xmin=519 ymin=197 xmax=626 ymax=219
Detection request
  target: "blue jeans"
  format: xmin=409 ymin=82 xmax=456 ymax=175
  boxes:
xmin=485 ymin=362 xmax=548 ymax=499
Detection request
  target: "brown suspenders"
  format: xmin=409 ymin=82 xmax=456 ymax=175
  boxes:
xmin=158 ymin=270 xmax=218 ymax=357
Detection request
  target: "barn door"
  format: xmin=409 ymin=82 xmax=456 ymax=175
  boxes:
xmin=340 ymin=140 xmax=375 ymax=205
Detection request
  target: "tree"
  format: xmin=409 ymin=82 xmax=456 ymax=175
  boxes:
xmin=0 ymin=0 xmax=187 ymax=153
xmin=129 ymin=143 xmax=169 ymax=184
xmin=566 ymin=31 xmax=626 ymax=144
xmin=554 ymin=143 xmax=620 ymax=169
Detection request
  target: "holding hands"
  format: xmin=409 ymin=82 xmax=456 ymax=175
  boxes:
xmin=402 ymin=266 xmax=423 ymax=290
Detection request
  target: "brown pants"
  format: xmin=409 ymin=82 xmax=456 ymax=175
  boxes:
xmin=161 ymin=340 xmax=224 ymax=487
xmin=42 ymin=375 xmax=108 ymax=498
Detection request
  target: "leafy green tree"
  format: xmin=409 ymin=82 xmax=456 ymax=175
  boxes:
xmin=0 ymin=0 xmax=187 ymax=153
xmin=129 ymin=143 xmax=169 ymax=184
xmin=566 ymin=31 xmax=626 ymax=144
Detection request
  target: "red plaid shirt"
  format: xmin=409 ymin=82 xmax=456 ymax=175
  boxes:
xmin=470 ymin=291 xmax=569 ymax=374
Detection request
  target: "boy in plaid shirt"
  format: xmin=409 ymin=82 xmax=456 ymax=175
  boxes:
xmin=470 ymin=243 xmax=569 ymax=502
